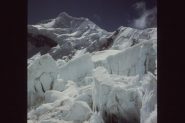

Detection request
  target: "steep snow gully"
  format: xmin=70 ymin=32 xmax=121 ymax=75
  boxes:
xmin=28 ymin=12 xmax=157 ymax=123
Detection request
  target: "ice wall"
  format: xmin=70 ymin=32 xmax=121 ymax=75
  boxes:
xmin=58 ymin=54 xmax=94 ymax=83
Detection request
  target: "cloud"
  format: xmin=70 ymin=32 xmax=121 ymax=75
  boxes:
xmin=133 ymin=1 xmax=146 ymax=13
xmin=132 ymin=2 xmax=157 ymax=29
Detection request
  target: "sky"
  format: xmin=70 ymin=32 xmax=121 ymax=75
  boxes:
xmin=28 ymin=0 xmax=157 ymax=31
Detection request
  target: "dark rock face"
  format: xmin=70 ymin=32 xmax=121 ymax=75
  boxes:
xmin=27 ymin=33 xmax=57 ymax=58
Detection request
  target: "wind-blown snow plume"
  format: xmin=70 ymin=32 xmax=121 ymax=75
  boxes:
xmin=132 ymin=2 xmax=157 ymax=29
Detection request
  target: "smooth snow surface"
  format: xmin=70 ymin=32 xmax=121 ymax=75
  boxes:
xmin=28 ymin=12 xmax=157 ymax=123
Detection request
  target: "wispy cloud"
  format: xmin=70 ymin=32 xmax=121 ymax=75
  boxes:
xmin=132 ymin=2 xmax=157 ymax=29
xmin=133 ymin=1 xmax=146 ymax=13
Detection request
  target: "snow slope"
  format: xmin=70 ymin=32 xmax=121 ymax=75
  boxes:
xmin=28 ymin=12 xmax=157 ymax=123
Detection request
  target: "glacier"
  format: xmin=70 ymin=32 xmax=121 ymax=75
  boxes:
xmin=27 ymin=12 xmax=157 ymax=123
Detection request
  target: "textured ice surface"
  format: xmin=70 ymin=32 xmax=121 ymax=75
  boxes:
xmin=92 ymin=67 xmax=142 ymax=123
xmin=92 ymin=40 xmax=156 ymax=76
xmin=27 ymin=12 xmax=157 ymax=123
xmin=28 ymin=54 xmax=58 ymax=108
xmin=58 ymin=53 xmax=94 ymax=83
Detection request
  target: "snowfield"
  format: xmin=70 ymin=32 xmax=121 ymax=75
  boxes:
xmin=28 ymin=12 xmax=157 ymax=123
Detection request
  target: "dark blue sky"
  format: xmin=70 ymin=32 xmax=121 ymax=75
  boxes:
xmin=28 ymin=0 xmax=156 ymax=31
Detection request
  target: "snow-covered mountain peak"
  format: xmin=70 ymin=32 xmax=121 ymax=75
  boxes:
xmin=53 ymin=12 xmax=87 ymax=28
xmin=28 ymin=12 xmax=157 ymax=123
xmin=28 ymin=12 xmax=111 ymax=59
xmin=57 ymin=12 xmax=86 ymax=20
xmin=57 ymin=11 xmax=71 ymax=17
